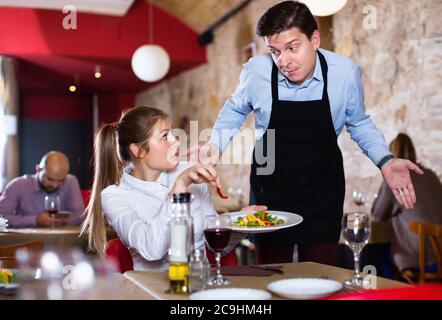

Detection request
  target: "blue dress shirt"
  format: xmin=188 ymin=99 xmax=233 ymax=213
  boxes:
xmin=208 ymin=48 xmax=390 ymax=165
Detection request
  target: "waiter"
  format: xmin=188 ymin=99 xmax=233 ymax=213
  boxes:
xmin=198 ymin=1 xmax=423 ymax=265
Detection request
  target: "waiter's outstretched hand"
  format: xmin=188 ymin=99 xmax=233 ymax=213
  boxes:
xmin=381 ymin=158 xmax=424 ymax=209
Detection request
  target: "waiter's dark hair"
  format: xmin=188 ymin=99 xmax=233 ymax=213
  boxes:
xmin=256 ymin=1 xmax=318 ymax=39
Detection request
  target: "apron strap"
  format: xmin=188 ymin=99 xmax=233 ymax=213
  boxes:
xmin=317 ymin=50 xmax=329 ymax=101
xmin=271 ymin=62 xmax=279 ymax=101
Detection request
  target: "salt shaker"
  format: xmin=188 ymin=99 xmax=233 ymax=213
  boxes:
xmin=189 ymin=248 xmax=211 ymax=293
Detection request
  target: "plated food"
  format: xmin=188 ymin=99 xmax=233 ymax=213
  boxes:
xmin=233 ymin=211 xmax=285 ymax=227
xmin=0 ymin=268 xmax=17 ymax=285
xmin=0 ymin=268 xmax=19 ymax=296
xmin=224 ymin=210 xmax=303 ymax=234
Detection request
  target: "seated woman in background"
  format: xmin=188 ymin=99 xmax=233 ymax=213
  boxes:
xmin=372 ymin=133 xmax=442 ymax=274
xmin=82 ymin=106 xmax=264 ymax=270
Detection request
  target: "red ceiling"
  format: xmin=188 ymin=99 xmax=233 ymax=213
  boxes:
xmin=0 ymin=1 xmax=206 ymax=95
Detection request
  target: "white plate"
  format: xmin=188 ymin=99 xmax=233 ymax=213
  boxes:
xmin=190 ymin=288 xmax=271 ymax=300
xmin=0 ymin=283 xmax=20 ymax=296
xmin=267 ymin=278 xmax=343 ymax=299
xmin=225 ymin=210 xmax=303 ymax=233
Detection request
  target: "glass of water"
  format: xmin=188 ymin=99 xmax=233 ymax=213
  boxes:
xmin=341 ymin=212 xmax=371 ymax=286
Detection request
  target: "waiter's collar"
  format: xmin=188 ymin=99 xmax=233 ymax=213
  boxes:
xmin=278 ymin=52 xmax=322 ymax=89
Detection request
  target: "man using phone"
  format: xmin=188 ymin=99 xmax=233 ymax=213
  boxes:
xmin=0 ymin=151 xmax=85 ymax=227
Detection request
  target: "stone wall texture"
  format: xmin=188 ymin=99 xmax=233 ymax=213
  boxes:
xmin=137 ymin=0 xmax=442 ymax=212
xmin=333 ymin=0 xmax=442 ymax=212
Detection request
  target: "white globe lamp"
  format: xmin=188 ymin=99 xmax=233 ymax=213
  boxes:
xmin=131 ymin=44 xmax=171 ymax=82
xmin=300 ymin=0 xmax=348 ymax=16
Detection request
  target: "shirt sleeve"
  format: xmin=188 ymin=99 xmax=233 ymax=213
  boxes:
xmin=0 ymin=179 xmax=38 ymax=227
xmin=208 ymin=65 xmax=253 ymax=152
xmin=345 ymin=64 xmax=391 ymax=165
xmin=102 ymin=191 xmax=170 ymax=261
xmin=64 ymin=176 xmax=85 ymax=225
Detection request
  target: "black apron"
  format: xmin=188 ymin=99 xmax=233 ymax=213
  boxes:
xmin=249 ymin=50 xmax=345 ymax=246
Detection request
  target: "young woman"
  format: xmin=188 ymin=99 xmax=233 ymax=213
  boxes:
xmin=372 ymin=133 xmax=442 ymax=273
xmin=82 ymin=106 xmax=264 ymax=270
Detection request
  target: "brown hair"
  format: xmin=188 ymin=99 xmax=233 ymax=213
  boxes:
xmin=390 ymin=133 xmax=416 ymax=163
xmin=256 ymin=1 xmax=318 ymax=39
xmin=81 ymin=106 xmax=168 ymax=255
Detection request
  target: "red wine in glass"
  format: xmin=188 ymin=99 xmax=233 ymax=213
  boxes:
xmin=204 ymin=228 xmax=232 ymax=253
xmin=45 ymin=195 xmax=60 ymax=228
xmin=204 ymin=215 xmax=232 ymax=286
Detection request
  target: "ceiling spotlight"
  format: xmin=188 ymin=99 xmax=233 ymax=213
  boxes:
xmin=69 ymin=85 xmax=77 ymax=92
xmin=94 ymin=65 xmax=102 ymax=79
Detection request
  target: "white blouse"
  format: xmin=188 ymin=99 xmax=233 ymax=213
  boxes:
xmin=101 ymin=162 xmax=217 ymax=271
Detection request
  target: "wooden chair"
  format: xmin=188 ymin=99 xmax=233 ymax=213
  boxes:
xmin=401 ymin=221 xmax=442 ymax=284
xmin=0 ymin=240 xmax=44 ymax=258
xmin=106 ymin=238 xmax=133 ymax=273
xmin=80 ymin=189 xmax=91 ymax=207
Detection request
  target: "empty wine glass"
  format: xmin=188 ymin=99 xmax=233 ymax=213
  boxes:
xmin=341 ymin=212 xmax=371 ymax=287
xmin=44 ymin=194 xmax=60 ymax=229
xmin=204 ymin=215 xmax=232 ymax=286
xmin=228 ymin=186 xmax=245 ymax=207
xmin=352 ymin=190 xmax=366 ymax=208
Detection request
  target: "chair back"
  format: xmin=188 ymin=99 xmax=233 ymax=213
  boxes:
xmin=81 ymin=189 xmax=91 ymax=207
xmin=402 ymin=220 xmax=442 ymax=283
xmin=205 ymin=244 xmax=238 ymax=266
xmin=106 ymin=238 xmax=133 ymax=273
xmin=105 ymin=238 xmax=237 ymax=273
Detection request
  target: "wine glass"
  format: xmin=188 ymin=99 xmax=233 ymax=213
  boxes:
xmin=341 ymin=212 xmax=371 ymax=287
xmin=204 ymin=215 xmax=232 ymax=286
xmin=352 ymin=190 xmax=366 ymax=208
xmin=228 ymin=186 xmax=245 ymax=208
xmin=44 ymin=194 xmax=60 ymax=229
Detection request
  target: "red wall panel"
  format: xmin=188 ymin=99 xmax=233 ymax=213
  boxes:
xmin=21 ymin=95 xmax=92 ymax=121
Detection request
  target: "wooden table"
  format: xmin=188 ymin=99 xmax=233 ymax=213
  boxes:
xmin=0 ymin=273 xmax=154 ymax=300
xmin=122 ymin=262 xmax=409 ymax=300
xmin=113 ymin=273 xmax=155 ymax=300
xmin=0 ymin=226 xmax=117 ymax=251
xmin=0 ymin=226 xmax=88 ymax=249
